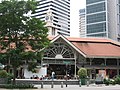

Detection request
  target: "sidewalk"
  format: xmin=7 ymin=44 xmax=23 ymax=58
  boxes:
xmin=35 ymin=84 xmax=120 ymax=90
xmin=0 ymin=85 xmax=120 ymax=90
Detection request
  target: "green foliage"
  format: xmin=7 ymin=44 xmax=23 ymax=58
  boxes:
xmin=103 ymin=79 xmax=110 ymax=85
xmin=7 ymin=73 xmax=13 ymax=84
xmin=27 ymin=61 xmax=37 ymax=73
xmin=78 ymin=68 xmax=87 ymax=79
xmin=104 ymin=78 xmax=116 ymax=85
xmin=114 ymin=75 xmax=120 ymax=84
xmin=0 ymin=84 xmax=37 ymax=89
xmin=0 ymin=70 xmax=8 ymax=78
xmin=0 ymin=0 xmax=50 ymax=84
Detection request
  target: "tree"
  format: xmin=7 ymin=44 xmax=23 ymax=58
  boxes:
xmin=78 ymin=68 xmax=87 ymax=85
xmin=0 ymin=0 xmax=49 ymax=84
xmin=78 ymin=68 xmax=87 ymax=79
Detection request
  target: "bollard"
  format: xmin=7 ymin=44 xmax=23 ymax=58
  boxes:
xmin=66 ymin=80 xmax=67 ymax=87
xmin=41 ymin=82 xmax=43 ymax=88
xmin=51 ymin=81 xmax=54 ymax=88
xmin=79 ymin=79 xmax=81 ymax=87
xmin=87 ymin=80 xmax=89 ymax=87
xmin=61 ymin=82 xmax=63 ymax=88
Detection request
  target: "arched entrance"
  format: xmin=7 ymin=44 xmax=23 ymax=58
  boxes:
xmin=43 ymin=40 xmax=76 ymax=79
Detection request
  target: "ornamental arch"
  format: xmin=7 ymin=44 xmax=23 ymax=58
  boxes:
xmin=43 ymin=39 xmax=74 ymax=59
xmin=43 ymin=38 xmax=77 ymax=79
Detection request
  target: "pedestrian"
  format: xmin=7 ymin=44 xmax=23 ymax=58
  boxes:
xmin=51 ymin=71 xmax=55 ymax=80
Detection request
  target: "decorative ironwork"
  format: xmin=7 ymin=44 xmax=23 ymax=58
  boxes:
xmin=44 ymin=42 xmax=74 ymax=58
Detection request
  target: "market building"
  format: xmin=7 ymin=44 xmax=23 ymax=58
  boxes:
xmin=3 ymin=34 xmax=120 ymax=79
xmin=41 ymin=34 xmax=120 ymax=79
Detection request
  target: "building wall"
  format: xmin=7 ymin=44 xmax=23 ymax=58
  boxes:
xmin=86 ymin=0 xmax=107 ymax=38
xmin=24 ymin=67 xmax=47 ymax=79
xmin=85 ymin=0 xmax=120 ymax=41
xmin=79 ymin=9 xmax=86 ymax=37
xmin=107 ymin=0 xmax=118 ymax=41
xmin=32 ymin=0 xmax=70 ymax=36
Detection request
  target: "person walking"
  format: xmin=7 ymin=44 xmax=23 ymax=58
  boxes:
xmin=51 ymin=71 xmax=55 ymax=80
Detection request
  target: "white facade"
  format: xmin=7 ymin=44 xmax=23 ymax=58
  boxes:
xmin=33 ymin=0 xmax=70 ymax=36
xmin=86 ymin=0 xmax=120 ymax=41
xmin=79 ymin=9 xmax=86 ymax=37
xmin=24 ymin=67 xmax=47 ymax=79
xmin=107 ymin=0 xmax=119 ymax=41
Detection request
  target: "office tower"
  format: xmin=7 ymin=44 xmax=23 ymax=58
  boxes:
xmin=33 ymin=0 xmax=70 ymax=36
xmin=79 ymin=8 xmax=86 ymax=37
xmin=86 ymin=0 xmax=120 ymax=41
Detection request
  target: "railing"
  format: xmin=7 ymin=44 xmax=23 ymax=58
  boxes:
xmin=77 ymin=64 xmax=120 ymax=69
xmin=16 ymin=79 xmax=79 ymax=85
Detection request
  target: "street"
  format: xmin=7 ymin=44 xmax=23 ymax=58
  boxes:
xmin=34 ymin=84 xmax=120 ymax=90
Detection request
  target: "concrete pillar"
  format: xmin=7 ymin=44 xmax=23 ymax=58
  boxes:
xmin=104 ymin=59 xmax=106 ymax=66
xmin=17 ymin=69 xmax=20 ymax=78
xmin=41 ymin=82 xmax=43 ymax=88
xmin=90 ymin=59 xmax=92 ymax=66
xmin=90 ymin=69 xmax=92 ymax=79
xmin=61 ymin=82 xmax=63 ymax=88
xmin=117 ymin=59 xmax=119 ymax=66
xmin=87 ymin=80 xmax=89 ymax=87
xmin=51 ymin=82 xmax=54 ymax=88
xmin=79 ymin=79 xmax=81 ymax=87
xmin=117 ymin=69 xmax=119 ymax=76
xmin=66 ymin=80 xmax=68 ymax=87
xmin=74 ymin=52 xmax=77 ymax=78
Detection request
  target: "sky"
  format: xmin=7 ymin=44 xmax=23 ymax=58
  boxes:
xmin=70 ymin=0 xmax=86 ymax=37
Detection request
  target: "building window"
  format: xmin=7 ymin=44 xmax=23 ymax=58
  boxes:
xmin=87 ymin=22 xmax=106 ymax=34
xmin=86 ymin=2 xmax=105 ymax=14
xmin=86 ymin=0 xmax=105 ymax=4
xmin=52 ymin=28 xmax=56 ymax=35
xmin=87 ymin=12 xmax=106 ymax=24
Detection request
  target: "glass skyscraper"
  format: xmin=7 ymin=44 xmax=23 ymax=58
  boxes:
xmin=86 ymin=0 xmax=120 ymax=41
xmin=86 ymin=0 xmax=107 ymax=37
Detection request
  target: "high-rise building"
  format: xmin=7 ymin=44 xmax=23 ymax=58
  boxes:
xmin=79 ymin=8 xmax=86 ymax=37
xmin=32 ymin=0 xmax=70 ymax=36
xmin=86 ymin=0 xmax=120 ymax=41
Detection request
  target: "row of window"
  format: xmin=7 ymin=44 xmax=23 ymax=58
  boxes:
xmin=87 ymin=12 xmax=106 ymax=24
xmin=87 ymin=2 xmax=106 ymax=14
xmin=87 ymin=22 xmax=106 ymax=34
xmin=86 ymin=0 xmax=105 ymax=4
xmin=55 ymin=0 xmax=70 ymax=9
xmin=51 ymin=8 xmax=69 ymax=18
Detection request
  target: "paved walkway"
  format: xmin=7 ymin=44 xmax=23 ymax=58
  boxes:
xmin=34 ymin=84 xmax=120 ymax=90
xmin=1 ymin=84 xmax=120 ymax=90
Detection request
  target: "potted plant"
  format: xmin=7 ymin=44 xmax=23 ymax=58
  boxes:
xmin=78 ymin=68 xmax=87 ymax=85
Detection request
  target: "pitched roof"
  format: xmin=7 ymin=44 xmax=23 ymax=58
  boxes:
xmin=49 ymin=35 xmax=120 ymax=58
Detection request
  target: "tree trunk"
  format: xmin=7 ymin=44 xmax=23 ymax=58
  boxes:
xmin=13 ymin=67 xmax=17 ymax=85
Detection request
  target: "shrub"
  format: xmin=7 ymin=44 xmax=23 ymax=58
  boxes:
xmin=0 ymin=84 xmax=37 ymax=89
xmin=0 ymin=70 xmax=8 ymax=78
xmin=114 ymin=75 xmax=120 ymax=84
xmin=78 ymin=68 xmax=87 ymax=79
xmin=104 ymin=79 xmax=110 ymax=85
xmin=7 ymin=73 xmax=13 ymax=84
xmin=104 ymin=79 xmax=116 ymax=85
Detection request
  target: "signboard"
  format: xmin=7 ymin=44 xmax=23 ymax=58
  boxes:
xmin=63 ymin=61 xmax=71 ymax=64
